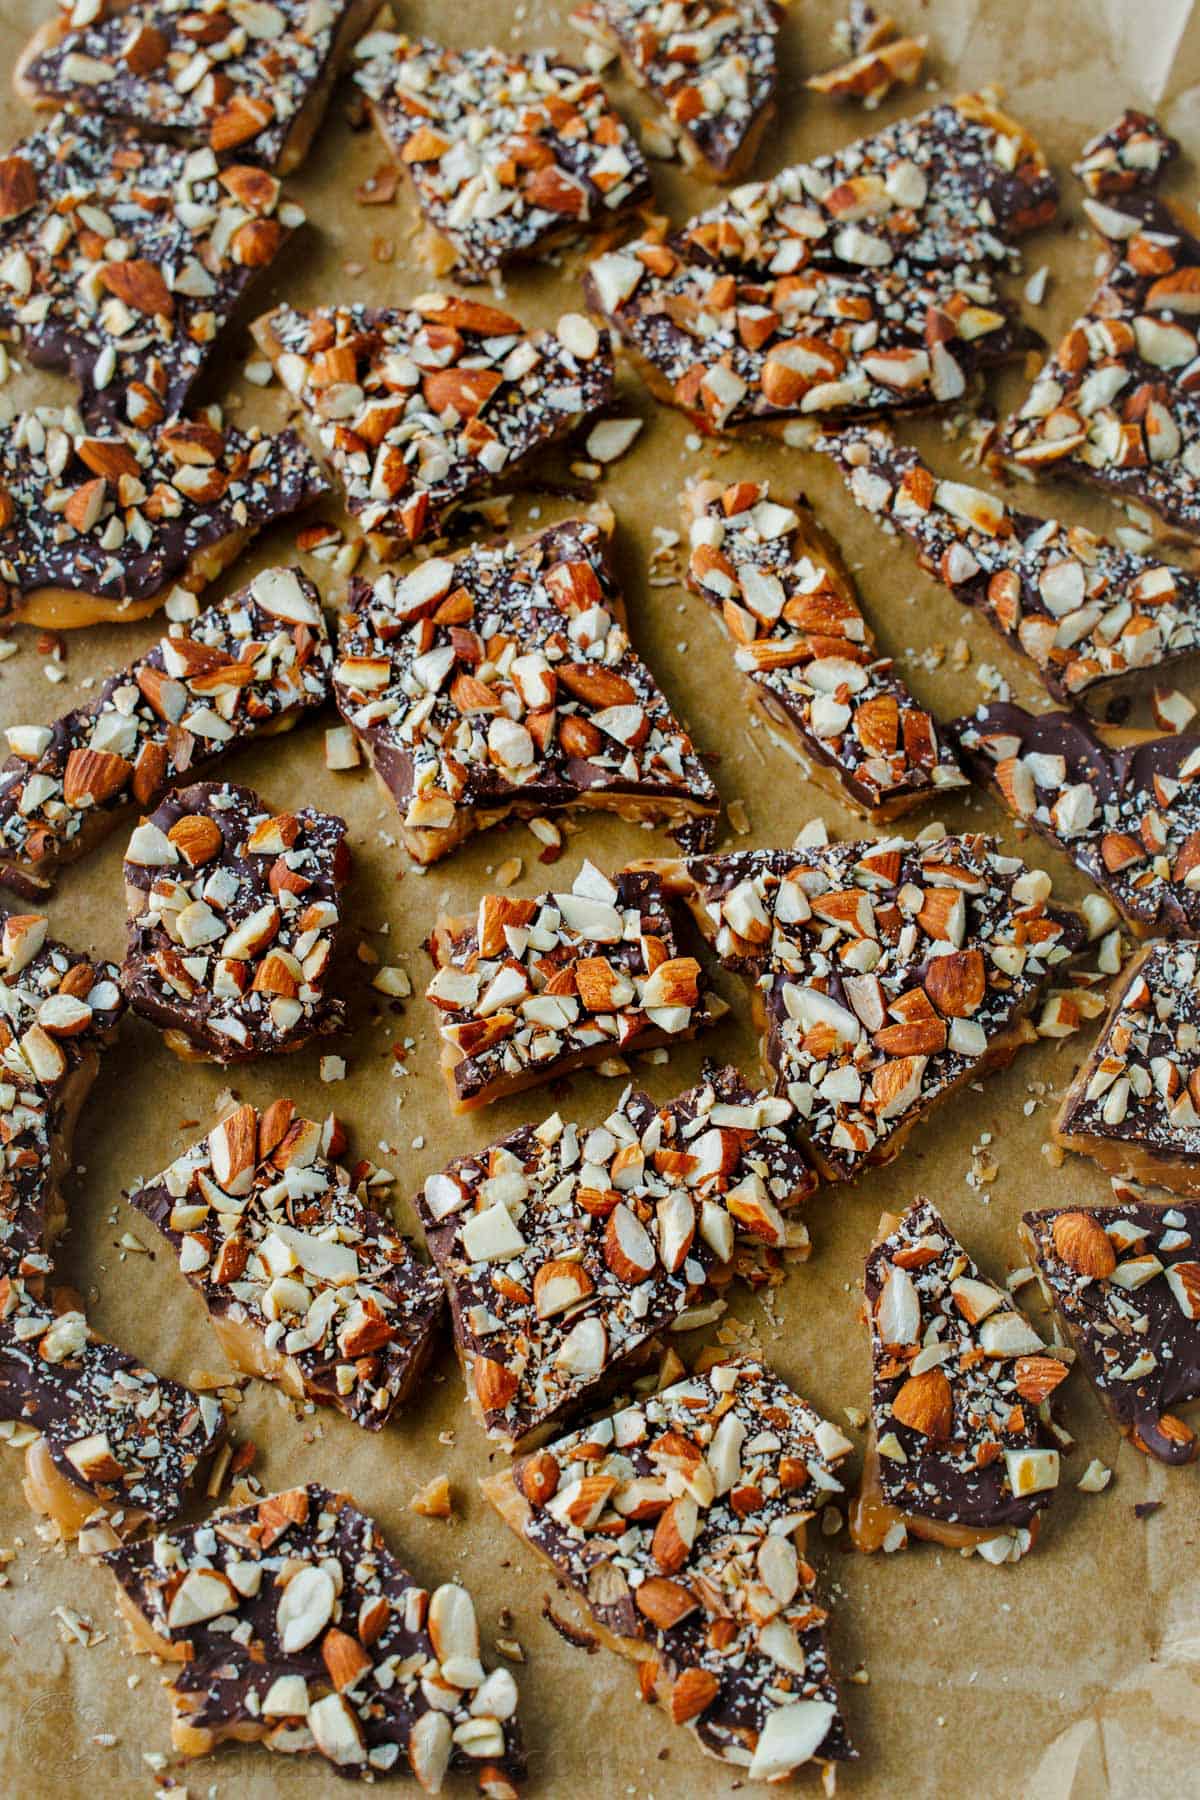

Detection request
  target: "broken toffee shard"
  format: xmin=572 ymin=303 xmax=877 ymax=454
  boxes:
xmin=1022 ymin=1195 xmax=1199 ymax=1466
xmin=0 ymin=908 xmax=125 ymax=1278
xmin=15 ymin=0 xmax=378 ymax=175
xmin=485 ymin=1353 xmax=855 ymax=1780
xmin=121 ymin=780 xmax=351 ymax=1064
xmin=657 ymin=837 xmax=1080 ymax=1181
xmin=584 ymin=91 xmax=1055 ymax=434
xmin=683 ymin=473 xmax=966 ymax=816
xmin=0 ymin=113 xmax=303 ymax=422
xmin=819 ymin=423 xmax=1200 ymax=703
xmin=414 ymin=1066 xmax=815 ymax=1453
xmin=126 ymin=1102 xmax=445 ymax=1430
xmin=105 ymin=1482 xmax=526 ymax=1788
xmin=570 ymin=0 xmax=784 ymax=183
xmin=853 ymin=1198 xmax=1068 ymax=1561
xmin=354 ymin=34 xmax=653 ymax=280
xmin=252 ymin=296 xmax=615 ymax=561
xmin=332 ymin=517 xmax=720 ymax=865
xmin=948 ymin=703 xmax=1200 ymax=939
xmin=426 ymin=861 xmax=721 ymax=1112
xmin=0 ymin=567 xmax=333 ymax=900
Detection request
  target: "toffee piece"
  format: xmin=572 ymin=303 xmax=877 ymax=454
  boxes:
xmin=252 ymin=297 xmax=614 ymax=561
xmin=104 ymin=1481 xmax=526 ymax=1787
xmin=0 ymin=113 xmax=303 ymax=421
xmin=0 ymin=910 xmax=125 ymax=1278
xmin=414 ymin=1065 xmax=815 ymax=1451
xmin=948 ymin=702 xmax=1200 ymax=938
xmin=1 ymin=1274 xmax=226 ymax=1547
xmin=485 ymin=1354 xmax=855 ymax=1780
xmin=121 ymin=780 xmax=351 ymax=1064
xmin=570 ymin=0 xmax=784 ymax=182
xmin=354 ymin=35 xmax=653 ymax=280
xmin=853 ymin=1197 xmax=1066 ymax=1561
xmin=820 ymin=424 xmax=1200 ymax=703
xmin=806 ymin=13 xmax=926 ymax=107
xmin=426 ymin=860 xmax=720 ymax=1112
xmin=683 ymin=474 xmax=966 ymax=816
xmin=0 ymin=567 xmax=333 ymax=900
xmin=660 ymin=836 xmax=1080 ymax=1181
xmin=1071 ymin=109 xmax=1179 ymax=197
xmin=15 ymin=0 xmax=379 ymax=174
xmin=584 ymin=92 xmax=1055 ymax=434
xmin=126 ymin=1102 xmax=446 ymax=1430
xmin=1022 ymin=1195 xmax=1199 ymax=1466
xmin=332 ymin=517 xmax=720 ymax=865
xmin=0 ymin=405 xmax=327 ymax=631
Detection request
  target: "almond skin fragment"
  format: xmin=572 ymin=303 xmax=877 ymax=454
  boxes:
xmin=474 ymin=1355 xmax=519 ymax=1412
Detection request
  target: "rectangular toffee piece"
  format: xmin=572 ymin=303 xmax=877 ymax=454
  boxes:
xmin=0 ymin=909 xmax=125 ymax=1278
xmin=583 ymin=91 xmax=1056 ymax=435
xmin=0 ymin=405 xmax=328 ymax=631
xmin=947 ymin=702 xmax=1200 ymax=939
xmin=252 ymin=297 xmax=615 ymax=561
xmin=414 ymin=1065 xmax=815 ymax=1453
xmin=656 ymin=836 xmax=1081 ymax=1181
xmin=126 ymin=1102 xmax=446 ymax=1431
xmin=15 ymin=0 xmax=380 ymax=176
xmin=104 ymin=1481 xmax=526 ymax=1789
xmin=853 ymin=1198 xmax=1068 ymax=1562
xmin=1 ymin=1274 xmax=227 ymax=1549
xmin=570 ymin=0 xmax=784 ymax=183
xmin=426 ymin=860 xmax=721 ymax=1112
xmin=0 ymin=566 xmax=333 ymax=901
xmin=819 ymin=423 xmax=1200 ymax=703
xmin=333 ymin=516 xmax=720 ymax=866
xmin=121 ymin=779 xmax=351 ymax=1064
xmin=0 ymin=113 xmax=304 ymax=423
xmin=483 ymin=1353 xmax=855 ymax=1781
xmin=353 ymin=34 xmax=653 ymax=280
xmin=1021 ymin=1195 xmax=1199 ymax=1466
xmin=683 ymin=474 xmax=966 ymax=816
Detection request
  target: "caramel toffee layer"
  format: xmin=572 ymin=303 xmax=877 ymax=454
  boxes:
xmin=584 ymin=92 xmax=1055 ymax=432
xmin=861 ymin=1199 xmax=1065 ymax=1554
xmin=254 ymin=296 xmax=614 ymax=559
xmin=415 ymin=1065 xmax=814 ymax=1450
xmin=1023 ymin=1200 xmax=1199 ymax=1465
xmin=487 ymin=1354 xmax=855 ymax=1780
xmin=427 ymin=861 xmax=717 ymax=1110
xmin=354 ymin=34 xmax=653 ymax=279
xmin=570 ymin=0 xmax=783 ymax=181
xmin=684 ymin=474 xmax=966 ymax=814
xmin=104 ymin=1482 xmax=526 ymax=1784
xmin=948 ymin=703 xmax=1200 ymax=937
xmin=0 ymin=567 xmax=333 ymax=898
xmin=122 ymin=779 xmax=350 ymax=1063
xmin=669 ymin=836 xmax=1080 ymax=1180
xmin=127 ymin=1103 xmax=445 ymax=1430
xmin=0 ymin=113 xmax=303 ymax=421
xmin=0 ymin=910 xmax=125 ymax=1277
xmin=1071 ymin=109 xmax=1179 ymax=198
xmin=332 ymin=517 xmax=719 ymax=864
xmin=820 ymin=423 xmax=1200 ymax=702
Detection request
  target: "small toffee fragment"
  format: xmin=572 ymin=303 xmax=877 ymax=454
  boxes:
xmin=807 ymin=8 xmax=927 ymax=108
xmin=683 ymin=474 xmax=965 ymax=816
xmin=414 ymin=1065 xmax=814 ymax=1451
xmin=104 ymin=1482 xmax=526 ymax=1787
xmin=1022 ymin=1197 xmax=1199 ymax=1466
xmin=484 ymin=1353 xmax=855 ymax=1780
xmin=427 ymin=860 xmax=719 ymax=1111
xmin=856 ymin=1198 xmax=1067 ymax=1561
xmin=126 ymin=1103 xmax=445 ymax=1431
xmin=1071 ymin=109 xmax=1179 ymax=197
xmin=332 ymin=517 xmax=719 ymax=865
xmin=948 ymin=702 xmax=1200 ymax=939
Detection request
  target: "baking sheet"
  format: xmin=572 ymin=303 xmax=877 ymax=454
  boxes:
xmin=1 ymin=0 xmax=1199 ymax=1794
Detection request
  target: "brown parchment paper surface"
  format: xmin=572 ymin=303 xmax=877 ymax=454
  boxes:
xmin=0 ymin=1 xmax=1198 ymax=1795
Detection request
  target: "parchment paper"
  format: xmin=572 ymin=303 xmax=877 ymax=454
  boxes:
xmin=0 ymin=1 xmax=1198 ymax=1794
